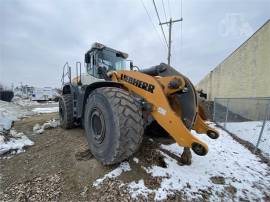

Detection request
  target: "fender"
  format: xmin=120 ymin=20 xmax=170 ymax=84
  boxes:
xmin=62 ymin=83 xmax=75 ymax=95
xmin=79 ymin=81 xmax=123 ymax=120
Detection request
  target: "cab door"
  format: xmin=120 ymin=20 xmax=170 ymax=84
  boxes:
xmin=83 ymin=51 xmax=104 ymax=85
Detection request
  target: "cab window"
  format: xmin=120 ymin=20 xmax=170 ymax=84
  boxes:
xmin=86 ymin=54 xmax=95 ymax=76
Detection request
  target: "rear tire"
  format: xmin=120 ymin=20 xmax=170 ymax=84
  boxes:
xmin=59 ymin=94 xmax=74 ymax=129
xmin=84 ymin=87 xmax=144 ymax=165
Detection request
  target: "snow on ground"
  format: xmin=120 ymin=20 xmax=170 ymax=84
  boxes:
xmin=32 ymin=107 xmax=59 ymax=114
xmin=12 ymin=97 xmax=40 ymax=107
xmin=127 ymin=125 xmax=270 ymax=201
xmin=133 ymin=157 xmax=139 ymax=163
xmin=128 ymin=180 xmax=151 ymax=199
xmin=94 ymin=123 xmax=269 ymax=201
xmin=93 ymin=162 xmax=131 ymax=187
xmin=33 ymin=119 xmax=60 ymax=134
xmin=225 ymin=121 xmax=270 ymax=156
xmin=0 ymin=100 xmax=34 ymax=133
xmin=0 ymin=99 xmax=59 ymax=157
xmin=0 ymin=129 xmax=34 ymax=155
xmin=0 ymin=101 xmax=35 ymax=156
xmin=12 ymin=97 xmax=58 ymax=107
xmin=0 ymin=107 xmax=16 ymax=132
xmin=0 ymin=98 xmax=60 ymax=157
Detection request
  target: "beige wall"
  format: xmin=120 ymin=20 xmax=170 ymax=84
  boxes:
xmin=197 ymin=20 xmax=270 ymax=101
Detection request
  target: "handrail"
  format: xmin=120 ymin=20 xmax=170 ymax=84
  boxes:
xmin=61 ymin=62 xmax=71 ymax=85
xmin=76 ymin=61 xmax=82 ymax=85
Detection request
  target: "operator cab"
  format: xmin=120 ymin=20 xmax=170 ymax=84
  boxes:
xmin=85 ymin=42 xmax=129 ymax=79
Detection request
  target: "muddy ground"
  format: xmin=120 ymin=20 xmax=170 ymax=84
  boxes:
xmin=1 ymin=113 xmax=268 ymax=201
xmin=0 ymin=113 xmax=179 ymax=201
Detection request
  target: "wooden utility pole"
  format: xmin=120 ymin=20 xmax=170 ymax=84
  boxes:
xmin=160 ymin=17 xmax=183 ymax=66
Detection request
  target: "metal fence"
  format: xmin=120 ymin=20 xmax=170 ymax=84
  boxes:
xmin=213 ymin=97 xmax=270 ymax=158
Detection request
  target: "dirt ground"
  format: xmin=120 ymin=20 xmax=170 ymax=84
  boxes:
xmin=0 ymin=113 xmax=178 ymax=201
xmin=1 ymin=113 xmax=269 ymax=201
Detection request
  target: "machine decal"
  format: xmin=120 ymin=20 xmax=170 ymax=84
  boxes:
xmin=120 ymin=74 xmax=155 ymax=93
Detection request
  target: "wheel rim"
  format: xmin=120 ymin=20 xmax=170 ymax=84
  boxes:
xmin=192 ymin=143 xmax=207 ymax=156
xmin=90 ymin=107 xmax=106 ymax=144
xmin=207 ymin=130 xmax=219 ymax=139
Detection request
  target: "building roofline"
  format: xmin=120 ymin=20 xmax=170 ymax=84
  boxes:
xmin=197 ymin=19 xmax=270 ymax=84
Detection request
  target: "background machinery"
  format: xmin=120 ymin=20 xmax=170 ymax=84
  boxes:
xmin=59 ymin=42 xmax=219 ymax=165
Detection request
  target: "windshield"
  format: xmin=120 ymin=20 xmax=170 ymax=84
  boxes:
xmin=98 ymin=49 xmax=128 ymax=71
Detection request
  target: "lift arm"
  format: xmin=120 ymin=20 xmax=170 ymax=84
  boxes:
xmin=111 ymin=70 xmax=219 ymax=156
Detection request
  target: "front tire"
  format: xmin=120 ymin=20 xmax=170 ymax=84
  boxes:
xmin=84 ymin=87 xmax=144 ymax=165
xmin=59 ymin=94 xmax=74 ymax=129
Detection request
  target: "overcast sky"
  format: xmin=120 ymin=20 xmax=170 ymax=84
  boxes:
xmin=0 ymin=0 xmax=269 ymax=88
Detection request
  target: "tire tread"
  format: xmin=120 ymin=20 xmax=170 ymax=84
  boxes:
xmin=86 ymin=87 xmax=144 ymax=165
xmin=59 ymin=94 xmax=74 ymax=129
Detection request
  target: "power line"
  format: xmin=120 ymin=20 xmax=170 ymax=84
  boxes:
xmin=152 ymin=0 xmax=169 ymax=48
xmin=161 ymin=0 xmax=168 ymax=22
xmin=140 ymin=0 xmax=167 ymax=49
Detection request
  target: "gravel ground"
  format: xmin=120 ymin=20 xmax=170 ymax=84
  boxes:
xmin=0 ymin=113 xmax=175 ymax=201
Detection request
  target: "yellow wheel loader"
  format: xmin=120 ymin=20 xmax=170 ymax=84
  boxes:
xmin=59 ymin=42 xmax=219 ymax=165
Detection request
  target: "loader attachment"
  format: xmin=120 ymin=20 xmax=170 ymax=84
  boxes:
xmin=154 ymin=63 xmax=219 ymax=139
xmin=111 ymin=66 xmax=219 ymax=156
xmin=193 ymin=106 xmax=219 ymax=139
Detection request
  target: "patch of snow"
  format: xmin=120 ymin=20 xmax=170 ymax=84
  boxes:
xmin=35 ymin=128 xmax=45 ymax=134
xmin=128 ymin=180 xmax=152 ymax=198
xmin=128 ymin=124 xmax=270 ymax=201
xmin=2 ymin=156 xmax=12 ymax=159
xmin=133 ymin=157 xmax=139 ymax=163
xmin=0 ymin=135 xmax=5 ymax=144
xmin=33 ymin=124 xmax=41 ymax=132
xmin=93 ymin=162 xmax=131 ymax=187
xmin=0 ymin=109 xmax=15 ymax=132
xmin=0 ymin=131 xmax=34 ymax=155
xmin=0 ymin=100 xmax=34 ymax=133
xmin=10 ymin=129 xmax=24 ymax=138
xmin=32 ymin=107 xmax=59 ymax=114
xmin=12 ymin=98 xmax=40 ymax=107
xmin=0 ymin=100 xmax=36 ymax=157
xmin=12 ymin=97 xmax=58 ymax=107
xmin=45 ymin=119 xmax=60 ymax=128
xmin=33 ymin=119 xmax=60 ymax=134
xmin=225 ymin=121 xmax=270 ymax=156
xmin=160 ymin=142 xmax=182 ymax=156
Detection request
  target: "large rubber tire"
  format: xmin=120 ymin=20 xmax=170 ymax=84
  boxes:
xmin=84 ymin=87 xmax=144 ymax=165
xmin=59 ymin=94 xmax=74 ymax=129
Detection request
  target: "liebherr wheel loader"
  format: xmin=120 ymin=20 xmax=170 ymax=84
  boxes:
xmin=59 ymin=42 xmax=219 ymax=165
